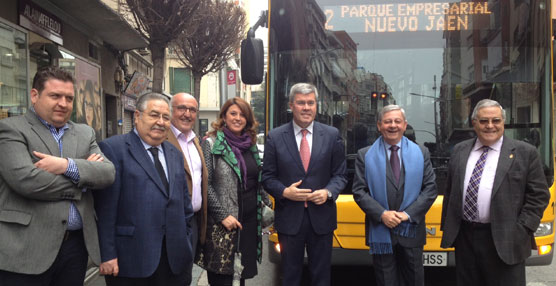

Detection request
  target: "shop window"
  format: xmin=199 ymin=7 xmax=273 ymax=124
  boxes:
xmin=59 ymin=49 xmax=103 ymax=141
xmin=199 ymin=119 xmax=208 ymax=137
xmin=169 ymin=67 xmax=192 ymax=95
xmin=88 ymin=42 xmax=99 ymax=61
xmin=0 ymin=21 xmax=28 ymax=120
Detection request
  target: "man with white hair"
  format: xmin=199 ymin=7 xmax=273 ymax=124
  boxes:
xmin=262 ymin=83 xmax=347 ymax=286
xmin=441 ymin=99 xmax=549 ymax=286
xmin=353 ymin=104 xmax=437 ymax=286
xmin=95 ymin=93 xmax=194 ymax=285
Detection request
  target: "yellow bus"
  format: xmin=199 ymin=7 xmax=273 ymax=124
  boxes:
xmin=242 ymin=0 xmax=555 ymax=267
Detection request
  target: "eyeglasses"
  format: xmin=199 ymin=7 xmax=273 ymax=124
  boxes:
xmin=142 ymin=111 xmax=170 ymax=122
xmin=294 ymin=100 xmax=316 ymax=107
xmin=477 ymin=118 xmax=503 ymax=125
xmin=173 ymin=105 xmax=198 ymax=114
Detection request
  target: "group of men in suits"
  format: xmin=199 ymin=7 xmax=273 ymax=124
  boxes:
xmin=93 ymin=91 xmax=208 ymax=286
xmin=352 ymin=99 xmax=549 ymax=286
xmin=0 ymin=67 xmax=208 ymax=286
xmin=94 ymin=92 xmax=196 ymax=286
xmin=263 ymin=84 xmax=548 ymax=286
xmin=95 ymin=91 xmax=209 ymax=286
xmin=0 ymin=66 xmax=550 ymax=286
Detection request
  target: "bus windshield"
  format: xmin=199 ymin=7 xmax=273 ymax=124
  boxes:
xmin=268 ymin=0 xmax=554 ymax=193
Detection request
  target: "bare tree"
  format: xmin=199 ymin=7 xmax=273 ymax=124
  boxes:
xmin=173 ymin=0 xmax=247 ymax=103
xmin=125 ymin=0 xmax=200 ymax=93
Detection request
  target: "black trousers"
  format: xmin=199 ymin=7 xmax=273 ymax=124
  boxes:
xmin=206 ymin=271 xmax=245 ymax=286
xmin=0 ymin=230 xmax=88 ymax=286
xmin=105 ymin=238 xmax=188 ymax=286
xmin=278 ymin=209 xmax=333 ymax=286
xmin=184 ymin=212 xmax=199 ymax=286
xmin=372 ymin=242 xmax=424 ymax=286
xmin=454 ymin=221 xmax=525 ymax=286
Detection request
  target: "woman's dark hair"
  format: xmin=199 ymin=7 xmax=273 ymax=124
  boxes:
xmin=209 ymin=97 xmax=259 ymax=144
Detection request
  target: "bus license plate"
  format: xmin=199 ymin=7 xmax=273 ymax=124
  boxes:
xmin=423 ymin=252 xmax=447 ymax=266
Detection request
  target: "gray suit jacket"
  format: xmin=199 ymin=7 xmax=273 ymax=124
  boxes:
xmin=0 ymin=111 xmax=115 ymax=274
xmin=441 ymin=136 xmax=549 ymax=265
xmin=353 ymin=143 xmax=437 ymax=248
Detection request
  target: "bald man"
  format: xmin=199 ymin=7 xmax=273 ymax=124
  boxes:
xmin=167 ymin=93 xmax=208 ymax=285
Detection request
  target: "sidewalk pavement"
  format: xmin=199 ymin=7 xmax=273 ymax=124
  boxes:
xmin=90 ymin=265 xmax=207 ymax=286
xmin=193 ymin=264 xmax=208 ymax=285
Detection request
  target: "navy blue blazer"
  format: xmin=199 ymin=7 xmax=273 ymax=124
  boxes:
xmin=262 ymin=121 xmax=347 ymax=235
xmin=94 ymin=131 xmax=193 ymax=278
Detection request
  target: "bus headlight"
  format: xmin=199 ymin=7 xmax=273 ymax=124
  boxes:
xmin=534 ymin=222 xmax=553 ymax=237
xmin=274 ymin=242 xmax=281 ymax=253
xmin=538 ymin=244 xmax=552 ymax=255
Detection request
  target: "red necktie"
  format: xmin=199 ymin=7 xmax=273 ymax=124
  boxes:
xmin=300 ymin=129 xmax=310 ymax=171
xmin=300 ymin=129 xmax=310 ymax=207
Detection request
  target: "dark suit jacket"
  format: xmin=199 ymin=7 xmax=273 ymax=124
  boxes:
xmin=441 ymin=136 xmax=549 ymax=265
xmin=352 ymin=143 xmax=437 ymax=248
xmin=166 ymin=131 xmax=208 ymax=245
xmin=261 ymin=121 xmax=347 ymax=235
xmin=0 ymin=111 xmax=115 ymax=274
xmin=95 ymin=131 xmax=193 ymax=278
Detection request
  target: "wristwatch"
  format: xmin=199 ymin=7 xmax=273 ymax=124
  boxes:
xmin=327 ymin=190 xmax=333 ymax=200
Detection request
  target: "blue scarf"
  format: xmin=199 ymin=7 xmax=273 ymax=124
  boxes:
xmin=364 ymin=136 xmax=424 ymax=255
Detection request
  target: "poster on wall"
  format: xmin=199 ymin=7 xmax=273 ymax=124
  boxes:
xmin=74 ymin=57 xmax=102 ymax=141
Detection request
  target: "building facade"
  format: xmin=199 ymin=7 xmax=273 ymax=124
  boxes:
xmin=0 ymin=0 xmax=149 ymax=140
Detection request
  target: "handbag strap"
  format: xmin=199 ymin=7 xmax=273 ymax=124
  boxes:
xmin=236 ymin=171 xmax=242 ymax=250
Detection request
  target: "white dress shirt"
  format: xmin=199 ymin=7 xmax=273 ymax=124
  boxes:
xmin=293 ymin=121 xmax=314 ymax=152
xmin=171 ymin=124 xmax=203 ymax=212
xmin=462 ymin=137 xmax=503 ymax=223
xmin=135 ymin=128 xmax=168 ymax=179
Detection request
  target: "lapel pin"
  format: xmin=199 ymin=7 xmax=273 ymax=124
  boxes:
xmin=509 ymin=154 xmax=514 ymax=159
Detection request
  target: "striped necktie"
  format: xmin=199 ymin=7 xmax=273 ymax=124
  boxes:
xmin=463 ymin=146 xmax=490 ymax=221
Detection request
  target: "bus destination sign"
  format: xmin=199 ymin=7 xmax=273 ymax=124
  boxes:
xmin=325 ymin=2 xmax=491 ymax=32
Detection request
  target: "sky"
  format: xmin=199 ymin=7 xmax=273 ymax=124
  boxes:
xmin=248 ymin=0 xmax=268 ymax=44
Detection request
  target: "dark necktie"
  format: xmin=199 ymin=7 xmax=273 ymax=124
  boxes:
xmin=463 ymin=146 xmax=490 ymax=221
xmin=390 ymin=145 xmax=400 ymax=184
xmin=149 ymin=147 xmax=169 ymax=191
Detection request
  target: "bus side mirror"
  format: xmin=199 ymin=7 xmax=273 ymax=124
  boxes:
xmin=241 ymin=37 xmax=264 ymax=85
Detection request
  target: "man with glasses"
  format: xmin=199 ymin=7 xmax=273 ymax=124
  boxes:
xmin=262 ymin=83 xmax=347 ymax=286
xmin=441 ymin=99 xmax=549 ymax=286
xmin=167 ymin=93 xmax=208 ymax=285
xmin=94 ymin=93 xmax=194 ymax=285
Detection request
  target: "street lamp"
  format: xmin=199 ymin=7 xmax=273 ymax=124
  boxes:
xmin=410 ymin=75 xmax=439 ymax=146
xmin=410 ymin=91 xmax=439 ymax=146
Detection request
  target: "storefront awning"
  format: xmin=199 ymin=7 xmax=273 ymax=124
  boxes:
xmin=37 ymin=0 xmax=148 ymax=51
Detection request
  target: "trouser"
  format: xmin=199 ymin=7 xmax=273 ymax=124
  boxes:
xmin=454 ymin=221 xmax=525 ymax=286
xmin=0 ymin=229 xmax=88 ymax=286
